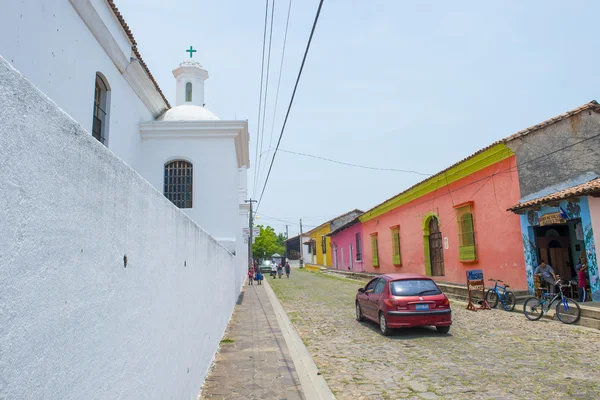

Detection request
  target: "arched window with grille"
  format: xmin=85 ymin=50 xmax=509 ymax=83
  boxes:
xmin=164 ymin=160 xmax=193 ymax=208
xmin=185 ymin=82 xmax=192 ymax=102
xmin=92 ymin=73 xmax=110 ymax=145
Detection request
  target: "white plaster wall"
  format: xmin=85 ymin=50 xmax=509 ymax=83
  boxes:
xmin=0 ymin=57 xmax=246 ymax=400
xmin=138 ymin=137 xmax=240 ymax=251
xmin=589 ymin=196 xmax=600 ymax=257
xmin=0 ymin=0 xmax=153 ymax=167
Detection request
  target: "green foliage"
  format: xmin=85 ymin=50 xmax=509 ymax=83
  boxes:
xmin=253 ymin=225 xmax=286 ymax=260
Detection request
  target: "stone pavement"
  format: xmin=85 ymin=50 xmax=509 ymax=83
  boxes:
xmin=270 ymin=269 xmax=600 ymax=400
xmin=200 ymin=280 xmax=305 ymax=400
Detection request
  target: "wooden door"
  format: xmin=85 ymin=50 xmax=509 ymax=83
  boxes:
xmin=549 ymin=248 xmax=571 ymax=281
xmin=429 ymin=218 xmax=445 ymax=276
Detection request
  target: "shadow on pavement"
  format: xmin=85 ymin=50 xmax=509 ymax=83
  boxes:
xmin=357 ymin=320 xmax=454 ymax=340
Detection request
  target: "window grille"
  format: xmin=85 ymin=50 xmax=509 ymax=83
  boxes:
xmin=355 ymin=233 xmax=362 ymax=261
xmin=391 ymin=226 xmax=401 ymax=266
xmin=321 ymin=235 xmax=327 ymax=254
xmin=371 ymin=234 xmax=379 ymax=267
xmin=456 ymin=204 xmax=476 ymax=261
xmin=164 ymin=160 xmax=193 ymax=209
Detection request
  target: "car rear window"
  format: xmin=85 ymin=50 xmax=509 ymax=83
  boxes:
xmin=389 ymin=279 xmax=442 ymax=296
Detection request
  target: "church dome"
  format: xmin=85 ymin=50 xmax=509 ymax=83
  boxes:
xmin=158 ymin=104 xmax=219 ymax=121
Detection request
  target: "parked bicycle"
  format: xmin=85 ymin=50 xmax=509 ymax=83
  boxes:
xmin=485 ymin=279 xmax=516 ymax=311
xmin=523 ymin=280 xmax=581 ymax=324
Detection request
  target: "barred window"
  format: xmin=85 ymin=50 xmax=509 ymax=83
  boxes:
xmin=456 ymin=204 xmax=476 ymax=261
xmin=321 ymin=235 xmax=327 ymax=254
xmin=391 ymin=226 xmax=401 ymax=266
xmin=371 ymin=233 xmax=379 ymax=267
xmin=164 ymin=160 xmax=193 ymax=209
xmin=355 ymin=233 xmax=362 ymax=261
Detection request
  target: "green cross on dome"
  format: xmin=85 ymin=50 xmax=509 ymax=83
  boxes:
xmin=186 ymin=46 xmax=197 ymax=58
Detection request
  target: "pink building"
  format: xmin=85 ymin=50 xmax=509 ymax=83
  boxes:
xmin=328 ymin=218 xmax=365 ymax=272
xmin=359 ymin=145 xmax=529 ymax=290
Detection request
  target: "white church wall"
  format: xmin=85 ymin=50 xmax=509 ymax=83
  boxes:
xmin=138 ymin=137 xmax=240 ymax=251
xmin=0 ymin=0 xmax=155 ymax=167
xmin=0 ymin=57 xmax=245 ymax=400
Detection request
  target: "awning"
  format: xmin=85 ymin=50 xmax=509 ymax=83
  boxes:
xmin=508 ymin=177 xmax=600 ymax=213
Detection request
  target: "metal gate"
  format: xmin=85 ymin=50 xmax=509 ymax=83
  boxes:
xmin=429 ymin=218 xmax=445 ymax=276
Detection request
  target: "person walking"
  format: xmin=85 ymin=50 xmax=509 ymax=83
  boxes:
xmin=271 ymin=262 xmax=277 ymax=279
xmin=247 ymin=268 xmax=254 ymax=286
xmin=277 ymin=263 xmax=283 ymax=279
xmin=256 ymin=270 xmax=263 ymax=285
xmin=284 ymin=261 xmax=291 ymax=278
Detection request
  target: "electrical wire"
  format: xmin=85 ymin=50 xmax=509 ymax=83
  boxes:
xmin=278 ymin=149 xmax=432 ymax=175
xmin=257 ymin=0 xmax=277 ymax=192
xmin=256 ymin=0 xmax=325 ymax=213
xmin=252 ymin=0 xmax=271 ymax=196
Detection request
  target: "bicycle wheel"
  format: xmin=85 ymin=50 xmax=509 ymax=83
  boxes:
xmin=486 ymin=289 xmax=498 ymax=308
xmin=556 ymin=298 xmax=581 ymax=324
xmin=502 ymin=291 xmax=516 ymax=311
xmin=523 ymin=297 xmax=543 ymax=321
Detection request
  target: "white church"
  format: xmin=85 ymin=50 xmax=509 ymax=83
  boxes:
xmin=0 ymin=1 xmax=250 ymax=399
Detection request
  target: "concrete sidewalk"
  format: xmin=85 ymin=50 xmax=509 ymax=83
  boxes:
xmin=200 ymin=280 xmax=305 ymax=400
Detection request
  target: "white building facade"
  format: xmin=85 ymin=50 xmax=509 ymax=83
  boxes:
xmin=0 ymin=0 xmax=250 ymax=262
xmin=0 ymin=1 xmax=250 ymax=398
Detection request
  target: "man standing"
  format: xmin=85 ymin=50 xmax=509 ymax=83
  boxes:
xmin=270 ymin=262 xmax=277 ymax=279
xmin=534 ymin=261 xmax=558 ymax=293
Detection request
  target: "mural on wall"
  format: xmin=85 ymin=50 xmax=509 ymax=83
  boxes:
xmin=584 ymin=223 xmax=599 ymax=300
xmin=521 ymin=233 xmax=537 ymax=294
xmin=519 ymin=198 xmax=598 ymax=300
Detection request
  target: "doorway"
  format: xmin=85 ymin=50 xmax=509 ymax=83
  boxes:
xmin=429 ymin=217 xmax=445 ymax=276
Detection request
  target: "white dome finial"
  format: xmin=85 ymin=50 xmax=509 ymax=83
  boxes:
xmin=173 ymin=54 xmax=209 ymax=107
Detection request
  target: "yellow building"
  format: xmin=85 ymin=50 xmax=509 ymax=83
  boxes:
xmin=305 ymin=209 xmax=363 ymax=267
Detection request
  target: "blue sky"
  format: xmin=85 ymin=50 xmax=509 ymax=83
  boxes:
xmin=118 ymin=0 xmax=600 ymax=236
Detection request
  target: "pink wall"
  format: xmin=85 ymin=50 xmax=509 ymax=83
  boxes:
xmin=330 ymin=222 xmax=364 ymax=272
xmin=361 ymin=156 xmax=528 ymax=289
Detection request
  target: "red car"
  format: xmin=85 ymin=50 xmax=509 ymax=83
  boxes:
xmin=355 ymin=273 xmax=452 ymax=335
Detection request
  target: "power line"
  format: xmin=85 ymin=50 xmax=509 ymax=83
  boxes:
xmin=278 ymin=148 xmax=432 ymax=176
xmin=257 ymin=0 xmax=277 ymax=192
xmin=256 ymin=0 xmax=325 ymax=213
xmin=267 ymin=0 xmax=293 ymax=152
xmin=252 ymin=0 xmax=271 ymax=196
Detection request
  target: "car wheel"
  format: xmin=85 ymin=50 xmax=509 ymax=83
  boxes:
xmin=379 ymin=312 xmax=391 ymax=336
xmin=355 ymin=302 xmax=365 ymax=322
xmin=436 ymin=326 xmax=450 ymax=334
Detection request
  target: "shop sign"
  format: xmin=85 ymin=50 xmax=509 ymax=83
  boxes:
xmin=538 ymin=212 xmax=565 ymax=227
xmin=466 ymin=269 xmax=490 ymax=311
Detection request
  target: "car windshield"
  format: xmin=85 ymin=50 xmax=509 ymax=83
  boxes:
xmin=389 ymin=279 xmax=441 ymax=296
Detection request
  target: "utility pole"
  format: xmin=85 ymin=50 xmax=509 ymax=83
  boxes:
xmin=299 ymin=219 xmax=304 ymax=269
xmin=285 ymin=225 xmax=289 ymax=239
xmin=245 ymin=199 xmax=257 ymax=269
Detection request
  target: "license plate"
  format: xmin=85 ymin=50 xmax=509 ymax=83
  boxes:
xmin=416 ymin=304 xmax=429 ymax=310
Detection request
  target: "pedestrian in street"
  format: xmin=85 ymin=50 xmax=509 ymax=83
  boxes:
xmin=247 ymin=268 xmax=254 ymax=285
xmin=277 ymin=263 xmax=283 ymax=279
xmin=578 ymin=263 xmax=588 ymax=302
xmin=271 ymin=263 xmax=277 ymax=279
xmin=534 ymin=261 xmax=558 ymax=293
xmin=284 ymin=261 xmax=291 ymax=278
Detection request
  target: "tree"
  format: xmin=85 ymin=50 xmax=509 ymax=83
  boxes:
xmin=253 ymin=225 xmax=285 ymax=261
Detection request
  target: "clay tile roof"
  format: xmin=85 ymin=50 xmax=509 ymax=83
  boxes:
xmin=507 ymin=177 xmax=600 ymax=212
xmin=362 ymin=100 xmax=600 ymax=218
xmin=303 ymin=209 xmax=364 ymax=236
xmin=106 ymin=0 xmax=171 ymax=109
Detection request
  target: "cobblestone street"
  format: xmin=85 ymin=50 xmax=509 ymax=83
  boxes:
xmin=270 ymin=270 xmax=600 ymax=400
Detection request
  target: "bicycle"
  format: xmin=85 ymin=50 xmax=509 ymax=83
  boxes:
xmin=485 ymin=279 xmax=516 ymax=311
xmin=523 ymin=280 xmax=581 ymax=324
